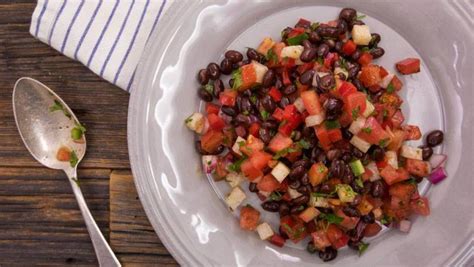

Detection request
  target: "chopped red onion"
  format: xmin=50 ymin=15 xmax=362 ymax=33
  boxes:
xmin=202 ymin=155 xmax=217 ymax=174
xmin=428 ymin=167 xmax=447 ymax=184
xmin=429 ymin=153 xmax=447 ymax=169
xmin=249 ymin=115 xmax=260 ymax=124
xmin=398 ymin=220 xmax=411 ymax=233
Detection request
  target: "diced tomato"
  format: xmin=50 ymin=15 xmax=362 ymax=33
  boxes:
xmin=285 ymin=146 xmax=302 ymax=162
xmin=239 ymin=64 xmax=257 ymax=91
xmin=257 ymin=174 xmax=281 ymax=192
xmin=279 ymin=105 xmax=302 ymax=136
xmin=207 ymin=113 xmax=225 ymax=131
xmin=315 ymin=125 xmax=332 ymax=150
xmin=343 ymin=92 xmax=367 ymax=118
xmin=250 ymin=151 xmax=272 ymax=170
xmin=338 ymin=81 xmax=358 ymax=98
xmin=282 ymin=105 xmax=301 ymax=122
xmin=379 ymin=67 xmax=389 ymax=78
xmin=280 ymin=216 xmax=307 ymax=243
xmin=206 ymin=103 xmax=220 ymax=115
xmin=282 ymin=68 xmax=291 ymax=85
xmin=324 ymin=52 xmax=339 ymax=69
xmin=297 ymin=62 xmax=314 ymax=74
xmin=56 ymin=147 xmax=71 ymax=161
xmin=376 ymin=159 xmax=388 ymax=169
xmin=272 ymin=107 xmax=284 ymax=121
xmin=335 ymin=209 xmax=360 ymax=230
xmin=339 ymin=111 xmax=353 ymax=127
xmin=308 ymin=162 xmax=328 ymax=186
xmin=301 ymin=90 xmax=322 ymax=115
xmin=311 ymin=230 xmax=331 ymax=250
xmin=278 ymin=121 xmax=294 ymax=136
xmin=342 ymin=40 xmax=357 ymax=55
xmin=215 ymin=157 xmax=228 ymax=179
xmin=405 ymin=159 xmax=431 ymax=177
xmin=249 ymin=122 xmax=260 ymax=138
xmin=241 ymin=159 xmax=263 ymax=181
xmin=396 ymin=58 xmax=421 ymax=75
xmin=282 ymin=57 xmax=296 ymax=68
xmin=359 ymin=65 xmax=381 ymax=87
xmin=268 ymin=133 xmax=293 ymax=152
xmin=358 ymin=52 xmax=373 ymax=66
xmin=403 ymin=125 xmax=422 ymax=140
xmin=363 ymin=223 xmax=382 ymax=237
xmin=357 ymin=117 xmax=390 ymax=145
xmin=272 ymin=42 xmax=286 ymax=64
xmin=389 ymin=183 xmax=417 ymax=200
xmin=380 ymin=165 xmax=410 ymax=185
xmin=287 ymin=27 xmax=305 ymax=38
xmin=327 ymin=128 xmax=343 ymax=143
xmin=268 ymin=87 xmax=282 ymax=102
xmin=240 ymin=206 xmax=260 ymax=231
xmin=391 ymin=75 xmax=403 ymax=91
xmin=269 ymin=234 xmax=286 ymax=247
xmin=390 ymin=110 xmax=405 ymax=129
xmin=219 ymin=89 xmax=237 ymax=106
xmin=240 ymin=135 xmax=264 ymax=156
xmin=326 ymin=224 xmax=349 ymax=249
xmin=200 ymin=130 xmax=224 ymax=153
xmin=410 ymin=197 xmax=430 ymax=216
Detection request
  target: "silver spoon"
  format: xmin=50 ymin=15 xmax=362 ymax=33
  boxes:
xmin=12 ymin=77 xmax=121 ymax=267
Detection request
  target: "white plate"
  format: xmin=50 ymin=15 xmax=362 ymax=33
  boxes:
xmin=128 ymin=1 xmax=474 ymax=266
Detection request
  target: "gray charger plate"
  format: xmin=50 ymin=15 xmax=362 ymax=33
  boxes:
xmin=128 ymin=0 xmax=474 ymax=266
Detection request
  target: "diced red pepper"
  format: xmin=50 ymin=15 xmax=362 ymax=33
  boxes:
xmin=338 ymin=81 xmax=358 ymax=98
xmin=379 ymin=66 xmax=389 ymax=78
xmin=282 ymin=68 xmax=291 ymax=85
xmin=342 ymin=40 xmax=356 ymax=55
xmin=324 ymin=52 xmax=339 ymax=69
xmin=396 ymin=58 xmax=420 ymax=75
xmin=280 ymin=216 xmax=307 ymax=243
xmin=219 ymin=89 xmax=237 ymax=106
xmin=206 ymin=103 xmax=220 ymax=115
xmin=326 ymin=224 xmax=349 ymax=249
xmin=282 ymin=57 xmax=296 ymax=68
xmin=268 ymin=87 xmax=282 ymax=102
xmin=272 ymin=108 xmax=284 ymax=121
xmin=391 ymin=75 xmax=403 ymax=91
xmin=327 ymin=128 xmax=343 ymax=143
xmin=358 ymin=52 xmax=373 ymax=66
xmin=343 ymin=91 xmax=367 ymax=118
xmin=207 ymin=113 xmax=225 ymax=131
xmin=287 ymin=27 xmax=305 ymax=38
xmin=249 ymin=122 xmax=260 ymax=138
xmin=297 ymin=62 xmax=314 ymax=74
xmin=315 ymin=125 xmax=332 ymax=150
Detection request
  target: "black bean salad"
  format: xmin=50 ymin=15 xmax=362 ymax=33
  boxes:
xmin=185 ymin=7 xmax=448 ymax=262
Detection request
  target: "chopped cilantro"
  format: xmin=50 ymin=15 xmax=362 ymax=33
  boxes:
xmin=380 ymin=214 xmax=393 ymax=225
xmin=355 ymin=177 xmax=364 ymax=188
xmin=242 ymin=110 xmax=250 ymax=116
xmin=282 ymin=223 xmax=294 ymax=235
xmin=352 ymin=106 xmax=361 ymax=120
xmin=360 ymin=47 xmax=371 ymax=52
xmin=355 ymin=14 xmax=367 ymax=20
xmin=358 ymin=242 xmax=370 ymax=256
xmin=316 ymin=57 xmax=324 ymax=65
xmin=250 ymin=95 xmax=258 ymax=104
xmin=237 ymin=141 xmax=246 ymax=147
xmin=311 ymin=192 xmax=335 ymax=198
xmin=228 ymin=157 xmax=247 ymax=172
xmin=71 ymin=177 xmax=80 ymax=186
xmin=386 ymin=83 xmax=395 ymax=93
xmin=407 ymin=177 xmax=418 ymax=185
xmin=310 ymin=22 xmax=320 ymax=31
xmin=339 ymin=57 xmax=348 ymax=70
xmin=273 ymin=147 xmax=299 ymax=160
xmin=297 ymin=139 xmax=311 ymax=149
xmin=325 ymin=120 xmax=341 ymax=130
xmin=69 ymin=150 xmax=78 ymax=167
xmin=203 ymin=83 xmax=214 ymax=94
xmin=317 ymin=165 xmax=326 ymax=173
xmin=266 ymin=49 xmax=278 ymax=63
xmin=269 ymin=191 xmax=282 ymax=201
xmin=49 ymin=99 xmax=71 ymax=119
xmin=361 ymin=127 xmax=372 ymax=134
xmin=378 ymin=138 xmax=389 ymax=148
xmin=260 ymin=110 xmax=270 ymax=120
xmin=319 ymin=213 xmax=343 ymax=225
xmin=287 ymin=33 xmax=309 ymax=46
xmin=184 ymin=116 xmax=193 ymax=124
xmin=383 ymin=109 xmax=389 ymax=118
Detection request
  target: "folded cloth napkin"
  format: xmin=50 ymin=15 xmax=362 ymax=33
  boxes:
xmin=30 ymin=0 xmax=168 ymax=91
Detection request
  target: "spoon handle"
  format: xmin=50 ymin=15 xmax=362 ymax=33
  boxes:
xmin=66 ymin=168 xmax=121 ymax=267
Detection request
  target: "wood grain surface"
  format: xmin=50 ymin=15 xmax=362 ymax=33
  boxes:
xmin=0 ymin=1 xmax=177 ymax=266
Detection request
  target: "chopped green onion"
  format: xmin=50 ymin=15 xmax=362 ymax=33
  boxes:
xmin=287 ymin=33 xmax=309 ymax=46
xmin=325 ymin=120 xmax=341 ymax=129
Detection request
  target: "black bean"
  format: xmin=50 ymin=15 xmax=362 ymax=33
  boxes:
xmin=220 ymin=58 xmax=233 ymax=75
xmin=426 ymin=130 xmax=444 ymax=147
xmin=262 ymin=69 xmax=276 ymax=87
xmin=339 ymin=8 xmax=357 ymax=23
xmin=289 ymin=165 xmax=306 ymax=180
xmin=307 ymin=242 xmax=318 ymax=254
xmin=301 ymin=173 xmax=310 ymax=185
xmin=279 ymin=202 xmax=290 ymax=217
xmin=362 ymin=181 xmax=373 ymax=195
xmin=240 ymin=97 xmax=253 ymax=114
xmin=361 ymin=212 xmax=375 ymax=224
xmin=341 ymin=152 xmax=353 ymax=163
xmin=289 ymin=180 xmax=301 ymax=189
xmin=291 ymin=195 xmax=309 ymax=206
xmin=207 ymin=63 xmax=220 ymax=79
xmin=317 ymin=43 xmax=330 ymax=58
xmin=353 ymin=79 xmax=365 ymax=93
xmin=420 ymin=145 xmax=434 ymax=160
xmin=213 ymin=79 xmax=224 ymax=97
xmin=351 ymin=49 xmax=361 ymax=61
xmin=337 ymin=19 xmax=348 ymax=34
xmin=334 ymin=41 xmax=343 ymax=53
xmin=343 ymin=206 xmax=360 ymax=217
xmin=318 ymin=74 xmax=336 ymax=92
xmin=225 ymin=50 xmax=243 ymax=63
xmin=342 ymin=164 xmax=354 ymax=184
xmin=371 ymin=180 xmax=386 ymax=198
xmin=234 ymin=114 xmax=250 ymax=126
xmin=324 ymin=39 xmax=336 ymax=49
xmin=282 ymin=84 xmax=297 ymax=95
xmin=327 ymin=149 xmax=342 ymax=162
xmin=348 ymin=239 xmax=362 ymax=251
xmin=308 ymin=31 xmax=321 ymax=44
xmin=197 ymin=69 xmax=209 ymax=85
xmin=319 ymin=247 xmax=337 ymax=262
xmin=229 ymin=78 xmax=234 ymax=88
xmin=234 ymin=125 xmax=247 ymax=138
xmin=370 ymin=146 xmax=385 ymax=161
xmin=370 ymin=47 xmax=385 ymax=59
xmin=341 ymin=128 xmax=353 ymax=140
xmin=316 ymin=25 xmax=339 ymax=38
xmin=281 ymin=27 xmax=292 ymax=40
xmin=292 ymin=130 xmax=302 ymax=141
xmin=249 ymin=182 xmax=258 ymax=192
xmin=293 ymin=159 xmax=311 ymax=169
xmin=298 ymin=184 xmax=312 ymax=195
xmin=351 ymin=146 xmax=365 ymax=158
xmin=300 ymin=47 xmax=317 ymax=62
xmin=274 ymin=77 xmax=283 ymax=90
xmin=259 ymin=128 xmax=272 ymax=144
xmin=319 ymin=184 xmax=331 ymax=194
xmin=325 ymin=97 xmax=344 ymax=119
xmin=262 ymin=119 xmax=278 ymax=130
xmin=261 ymin=201 xmax=280 ymax=212
xmin=299 ymin=69 xmax=315 ymax=85
xmin=369 ymin=33 xmax=381 ymax=47
xmin=261 ymin=95 xmax=276 ymax=113
xmin=198 ymin=87 xmax=213 ymax=102
xmin=351 ymin=195 xmax=362 ymax=206
xmin=246 ymin=48 xmax=260 ymax=61
xmin=290 ymin=205 xmax=303 ymax=214
xmin=221 ymin=105 xmax=236 ymax=117
xmin=330 ymin=160 xmax=345 ymax=178
xmin=311 ymin=147 xmax=326 ymax=163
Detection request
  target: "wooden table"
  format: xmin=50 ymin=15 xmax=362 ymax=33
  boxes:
xmin=0 ymin=2 xmax=177 ymax=266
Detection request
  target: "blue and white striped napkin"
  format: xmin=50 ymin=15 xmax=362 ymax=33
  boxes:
xmin=30 ymin=0 xmax=168 ymax=92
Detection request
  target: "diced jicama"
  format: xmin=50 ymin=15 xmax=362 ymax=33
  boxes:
xmin=293 ymin=97 xmax=306 ymax=113
xmin=350 ymin=135 xmax=371 ymax=153
xmin=305 ymin=113 xmax=325 ymax=127
xmin=352 ymin=25 xmax=371 ymax=45
xmin=271 ymin=162 xmax=290 ymax=183
xmin=225 ymin=186 xmax=246 ymax=211
xmin=257 ymin=37 xmax=275 ymax=55
xmin=386 ymin=151 xmax=398 ymax=169
xmin=225 ymin=172 xmax=245 ymax=188
xmin=362 ymin=100 xmax=375 ymax=117
xmin=252 ymin=60 xmax=269 ymax=83
xmin=185 ymin=113 xmax=205 ymax=134
xmin=349 ymin=117 xmax=366 ymax=134
xmin=366 ymin=161 xmax=381 ymax=181
xmin=232 ymin=136 xmax=246 ymax=156
xmin=280 ymin=45 xmax=304 ymax=59
xmin=256 ymin=222 xmax=274 ymax=240
xmin=400 ymin=145 xmax=423 ymax=160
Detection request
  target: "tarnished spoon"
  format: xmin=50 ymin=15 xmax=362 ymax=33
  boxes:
xmin=12 ymin=77 xmax=121 ymax=267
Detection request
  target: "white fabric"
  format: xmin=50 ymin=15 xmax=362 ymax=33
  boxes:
xmin=30 ymin=0 xmax=168 ymax=91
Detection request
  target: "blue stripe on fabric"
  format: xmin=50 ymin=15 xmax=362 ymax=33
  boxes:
xmin=74 ymin=0 xmax=103 ymax=60
xmin=113 ymin=0 xmax=150 ymax=84
xmin=127 ymin=0 xmax=167 ymax=92
xmin=35 ymin=0 xmax=49 ymax=37
xmin=60 ymin=0 xmax=85 ymax=53
xmin=99 ymin=0 xmax=136 ymax=77
xmin=86 ymin=0 xmax=120 ymax=67
xmin=48 ymin=0 xmax=68 ymax=45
